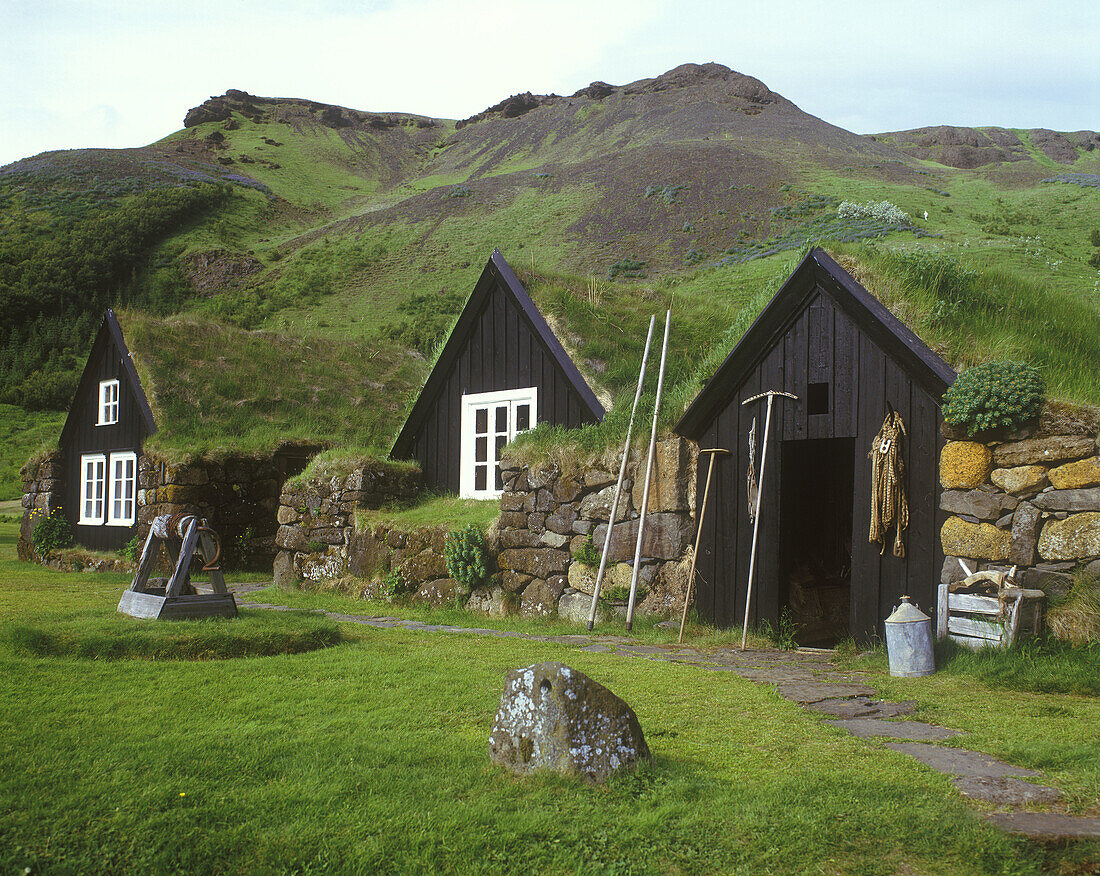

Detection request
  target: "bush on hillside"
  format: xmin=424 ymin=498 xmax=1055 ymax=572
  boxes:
xmin=837 ymin=200 xmax=910 ymax=225
xmin=942 ymin=361 xmax=1044 ymax=436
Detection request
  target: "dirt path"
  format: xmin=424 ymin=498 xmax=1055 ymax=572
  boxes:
xmin=241 ymin=591 xmax=1099 ymax=842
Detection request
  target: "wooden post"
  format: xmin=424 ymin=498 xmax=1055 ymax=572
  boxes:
xmin=678 ymin=448 xmax=729 ymax=643
xmin=165 ymin=517 xmax=199 ymax=599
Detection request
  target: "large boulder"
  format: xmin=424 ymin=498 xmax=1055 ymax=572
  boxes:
xmin=1009 ymin=502 xmax=1042 ymax=566
xmin=520 ymin=576 xmax=565 ymax=617
xmin=939 ymin=489 xmax=1017 ymax=520
xmin=1031 ymin=487 xmax=1100 ymax=513
xmin=498 ymin=547 xmax=569 ymax=579
xmin=632 ymin=437 xmax=693 ymax=514
xmin=1037 ymin=512 xmax=1100 ymax=561
xmin=939 ymin=442 xmax=992 ymax=489
xmin=489 ymin=662 xmax=650 ymax=783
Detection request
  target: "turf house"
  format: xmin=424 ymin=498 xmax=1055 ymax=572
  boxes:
xmin=675 ymin=248 xmax=957 ymax=645
xmin=391 ymin=249 xmax=605 ymax=497
xmin=18 ymin=310 xmax=358 ymax=566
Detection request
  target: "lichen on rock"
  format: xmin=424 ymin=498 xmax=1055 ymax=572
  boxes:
xmin=489 ymin=661 xmax=650 ymax=783
xmin=939 ymin=442 xmax=992 ymax=489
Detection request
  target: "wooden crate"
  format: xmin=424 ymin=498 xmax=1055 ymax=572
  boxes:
xmin=936 ymin=583 xmax=1045 ymax=650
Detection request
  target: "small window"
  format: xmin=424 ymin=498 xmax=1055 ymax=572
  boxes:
xmin=807 ymin=382 xmax=830 ymax=415
xmin=460 ymin=387 xmax=538 ymax=499
xmin=79 ymin=454 xmax=107 ymax=525
xmin=98 ymin=380 xmax=119 ymax=425
xmin=107 ymin=452 xmax=137 ymax=526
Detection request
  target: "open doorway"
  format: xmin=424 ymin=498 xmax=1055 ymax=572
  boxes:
xmin=779 ymin=438 xmax=854 ymax=647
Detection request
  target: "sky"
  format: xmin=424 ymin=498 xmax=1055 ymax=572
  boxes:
xmin=2 ymin=0 xmax=1098 ymax=168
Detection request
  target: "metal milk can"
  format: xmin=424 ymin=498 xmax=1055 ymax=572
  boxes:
xmin=884 ymin=596 xmax=935 ymax=677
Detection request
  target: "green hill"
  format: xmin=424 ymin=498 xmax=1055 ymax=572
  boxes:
xmin=2 ymin=62 xmax=1100 ymax=497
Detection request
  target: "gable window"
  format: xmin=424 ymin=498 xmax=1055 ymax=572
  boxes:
xmin=107 ymin=452 xmax=137 ymax=526
xmin=79 ymin=454 xmax=107 ymax=525
xmin=460 ymin=387 xmax=537 ymax=499
xmin=98 ymin=379 xmax=119 ymax=425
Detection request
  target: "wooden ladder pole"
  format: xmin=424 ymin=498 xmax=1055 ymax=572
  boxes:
xmin=587 ymin=314 xmax=656 ymax=631
xmin=626 ymin=309 xmax=671 ymax=632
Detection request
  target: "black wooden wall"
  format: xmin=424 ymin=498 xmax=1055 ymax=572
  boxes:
xmin=679 ymin=251 xmax=952 ymax=642
xmin=392 ymin=252 xmax=604 ymax=492
xmin=60 ymin=316 xmax=153 ymax=551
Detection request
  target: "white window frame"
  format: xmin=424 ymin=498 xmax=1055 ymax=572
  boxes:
xmin=459 ymin=387 xmax=537 ymax=499
xmin=79 ymin=454 xmax=107 ymax=525
xmin=98 ymin=379 xmax=119 ymax=426
xmin=106 ymin=451 xmax=137 ymax=527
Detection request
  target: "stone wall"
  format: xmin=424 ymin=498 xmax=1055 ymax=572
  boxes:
xmin=273 ymin=438 xmax=697 ymax=622
xmin=939 ymin=423 xmax=1100 ymax=597
xmin=17 ymin=452 xmax=63 ymax=561
xmin=273 ymin=463 xmax=423 ymax=587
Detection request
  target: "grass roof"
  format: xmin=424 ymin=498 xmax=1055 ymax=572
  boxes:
xmin=117 ymin=310 xmax=426 ymax=461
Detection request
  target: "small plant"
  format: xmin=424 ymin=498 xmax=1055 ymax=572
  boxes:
xmin=1088 ymin=228 xmax=1100 ymax=247
xmin=30 ymin=506 xmax=73 ymax=556
xmin=942 ymin=361 xmax=1045 ymax=436
xmin=443 ymin=524 xmax=489 ymax=594
xmin=572 ymin=535 xmax=601 ymax=568
xmin=307 ymin=540 xmax=327 ymax=554
xmin=760 ymin=608 xmax=798 ymax=650
xmin=120 ymin=534 xmax=144 ymax=562
xmin=442 ymin=185 xmax=470 ymax=199
xmin=600 ymin=583 xmax=645 ymax=603
xmin=380 ymin=566 xmax=414 ymax=600
xmin=1089 ymin=251 xmax=1100 ymax=269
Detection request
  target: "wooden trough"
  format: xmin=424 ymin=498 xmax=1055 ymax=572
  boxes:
xmin=936 ymin=568 xmax=1044 ymax=650
xmin=118 ymin=514 xmax=238 ymax=620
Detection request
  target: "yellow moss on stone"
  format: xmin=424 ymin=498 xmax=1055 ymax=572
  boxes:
xmin=1048 ymin=456 xmax=1100 ymax=491
xmin=939 ymin=442 xmax=992 ymax=489
xmin=940 ymin=515 xmax=1010 ymax=561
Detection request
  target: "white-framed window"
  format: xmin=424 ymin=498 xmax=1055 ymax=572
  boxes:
xmin=107 ymin=452 xmax=137 ymax=526
xmin=79 ymin=451 xmax=137 ymax=526
xmin=79 ymin=454 xmax=107 ymax=525
xmin=459 ymin=387 xmax=537 ymax=499
xmin=98 ymin=379 xmax=119 ymax=425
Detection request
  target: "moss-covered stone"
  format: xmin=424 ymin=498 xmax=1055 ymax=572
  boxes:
xmin=939 ymin=442 xmax=992 ymax=489
xmin=940 ymin=516 xmax=1009 ymax=561
xmin=1037 ymin=512 xmax=1100 ymax=561
xmin=1048 ymin=456 xmax=1100 ymax=491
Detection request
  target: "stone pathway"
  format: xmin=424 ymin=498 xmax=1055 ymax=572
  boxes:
xmin=237 ymin=590 xmax=1100 ymax=841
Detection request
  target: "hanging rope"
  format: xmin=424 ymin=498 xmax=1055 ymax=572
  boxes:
xmin=746 ymin=416 xmax=758 ymax=522
xmin=869 ymin=410 xmax=908 ymax=557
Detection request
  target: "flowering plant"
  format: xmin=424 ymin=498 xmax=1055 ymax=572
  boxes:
xmin=942 ymin=361 xmax=1044 ymax=436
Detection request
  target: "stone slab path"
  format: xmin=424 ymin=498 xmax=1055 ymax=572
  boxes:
xmin=237 ymin=591 xmax=1100 ymax=841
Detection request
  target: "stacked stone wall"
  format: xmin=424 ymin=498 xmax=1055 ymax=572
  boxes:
xmin=273 ymin=438 xmax=697 ymax=621
xmin=17 ymin=452 xmax=64 ymax=561
xmin=939 ymin=424 xmax=1100 ymax=596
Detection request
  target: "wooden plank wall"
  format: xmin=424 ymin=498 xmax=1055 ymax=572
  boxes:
xmin=63 ymin=329 xmax=148 ymax=551
xmin=409 ymin=278 xmax=600 ymax=492
xmin=692 ymin=288 xmax=944 ymax=640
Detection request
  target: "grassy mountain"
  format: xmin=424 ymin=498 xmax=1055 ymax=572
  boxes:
xmin=2 ymin=62 xmax=1100 ymax=496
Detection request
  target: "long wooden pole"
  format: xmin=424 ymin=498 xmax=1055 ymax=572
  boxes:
xmin=587 ymin=315 xmax=657 ymax=631
xmin=740 ymin=390 xmax=797 ymax=650
xmin=678 ymin=448 xmax=729 ymax=643
xmin=626 ymin=309 xmax=671 ymax=632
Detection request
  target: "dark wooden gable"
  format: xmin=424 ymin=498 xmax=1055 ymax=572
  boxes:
xmin=60 ymin=310 xmax=156 ymax=550
xmin=391 ymin=250 xmax=604 ymax=492
xmin=675 ymin=248 xmax=956 ymax=641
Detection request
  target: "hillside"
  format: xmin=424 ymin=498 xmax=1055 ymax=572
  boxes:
xmin=2 ymin=62 xmax=1100 ymax=496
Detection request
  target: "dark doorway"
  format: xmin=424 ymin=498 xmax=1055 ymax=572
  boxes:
xmin=779 ymin=438 xmax=854 ymax=647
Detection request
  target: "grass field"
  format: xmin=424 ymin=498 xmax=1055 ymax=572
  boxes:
xmin=2 ymin=519 xmax=1099 ymax=874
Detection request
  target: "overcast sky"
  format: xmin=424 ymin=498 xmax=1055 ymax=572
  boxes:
xmin=2 ymin=0 xmax=1097 ymax=168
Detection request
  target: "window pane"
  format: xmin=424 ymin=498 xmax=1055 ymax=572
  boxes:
xmin=515 ymin=404 xmax=530 ymax=431
xmin=475 ymin=408 xmax=487 ymax=434
xmin=495 ymin=405 xmax=508 ymax=433
xmin=475 ymin=436 xmax=487 ymax=463
xmin=495 ymin=435 xmax=507 ymax=461
xmin=474 ymin=465 xmax=487 ymax=492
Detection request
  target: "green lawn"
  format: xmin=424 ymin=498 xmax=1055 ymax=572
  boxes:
xmin=1 ymin=520 xmax=1097 ymax=874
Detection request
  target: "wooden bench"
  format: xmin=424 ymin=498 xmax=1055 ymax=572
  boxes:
xmin=936 ymin=581 xmax=1045 ymax=650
